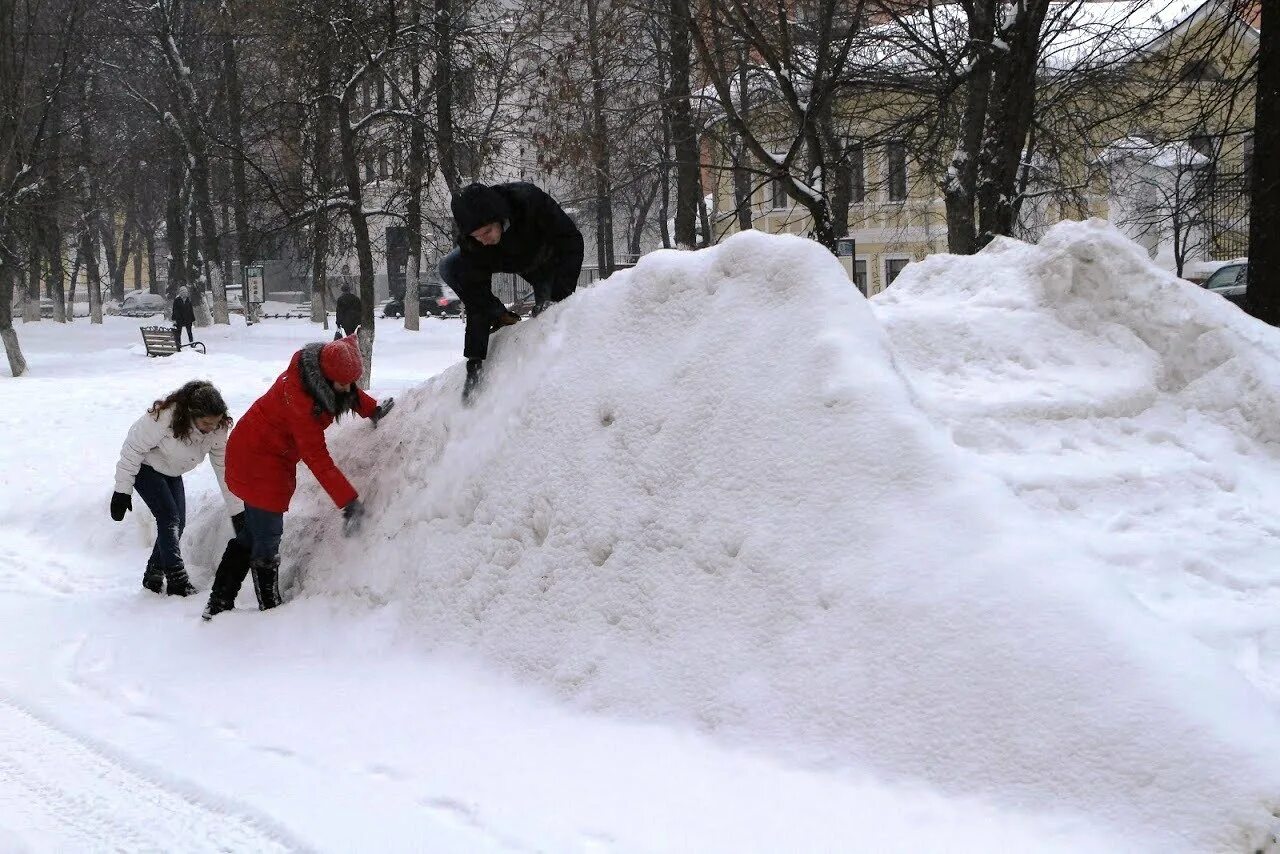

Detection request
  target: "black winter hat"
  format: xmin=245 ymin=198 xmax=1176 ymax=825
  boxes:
xmin=452 ymin=183 xmax=511 ymax=236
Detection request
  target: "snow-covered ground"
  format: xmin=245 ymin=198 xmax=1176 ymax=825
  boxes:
xmin=1 ymin=222 xmax=1279 ymax=852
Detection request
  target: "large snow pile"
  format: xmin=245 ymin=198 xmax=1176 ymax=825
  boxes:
xmin=223 ymin=229 xmax=1280 ymax=850
xmin=876 ymin=220 xmax=1280 ymax=705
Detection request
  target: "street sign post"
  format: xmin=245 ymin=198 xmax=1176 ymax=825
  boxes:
xmin=245 ymin=264 xmax=265 ymax=305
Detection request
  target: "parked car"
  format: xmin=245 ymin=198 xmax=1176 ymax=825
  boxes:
xmin=1202 ymin=262 xmax=1248 ymax=307
xmin=108 ymin=290 xmax=168 ymax=317
xmin=383 ymin=283 xmax=462 ymax=318
xmin=508 ymin=289 xmax=537 ymax=317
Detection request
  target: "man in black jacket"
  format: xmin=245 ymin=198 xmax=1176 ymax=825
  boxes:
xmin=172 ymin=286 xmax=195 ymax=348
xmin=440 ymin=181 xmax=584 ymax=402
xmin=335 ymin=283 xmax=362 ymax=338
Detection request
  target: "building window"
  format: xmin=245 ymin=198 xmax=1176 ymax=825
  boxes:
xmin=853 ymin=259 xmax=868 ymax=295
xmin=887 ymin=142 xmax=907 ymax=202
xmin=885 ymin=257 xmax=909 ymax=286
xmin=1242 ymin=134 xmax=1253 ymax=177
xmin=771 ymin=162 xmax=790 ymax=210
xmin=1180 ymin=59 xmax=1223 ymax=85
xmin=363 ymin=155 xmax=374 ymax=182
xmin=376 ymin=77 xmax=386 ymax=108
xmin=1189 ymin=131 xmax=1215 ymax=158
xmin=378 ymin=150 xmax=389 ymax=179
xmin=392 ymin=148 xmax=403 ymax=179
xmin=850 ymin=144 xmax=865 ymax=204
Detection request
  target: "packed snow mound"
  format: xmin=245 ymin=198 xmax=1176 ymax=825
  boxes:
xmin=236 ymin=230 xmax=1279 ymax=850
xmin=875 ymin=219 xmax=1280 ymax=706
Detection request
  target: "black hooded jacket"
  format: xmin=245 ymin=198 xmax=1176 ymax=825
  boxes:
xmin=172 ymin=296 xmax=195 ymax=327
xmin=335 ymin=291 xmax=361 ymax=331
xmin=451 ymin=182 xmax=584 ymax=293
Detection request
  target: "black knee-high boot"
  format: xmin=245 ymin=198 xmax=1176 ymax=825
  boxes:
xmin=202 ymin=539 xmax=251 ymax=620
xmin=251 ymin=556 xmax=282 ymax=611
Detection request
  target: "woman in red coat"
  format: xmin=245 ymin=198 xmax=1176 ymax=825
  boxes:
xmin=202 ymin=335 xmax=394 ymax=619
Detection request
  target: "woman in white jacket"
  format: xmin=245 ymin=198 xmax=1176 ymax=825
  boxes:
xmin=111 ymin=381 xmax=245 ymax=595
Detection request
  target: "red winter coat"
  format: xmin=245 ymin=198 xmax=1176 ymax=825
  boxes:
xmin=226 ymin=345 xmax=377 ymax=513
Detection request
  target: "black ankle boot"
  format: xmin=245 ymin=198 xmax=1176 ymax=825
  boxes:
xmin=202 ymin=539 xmax=250 ymax=620
xmin=251 ymin=556 xmax=282 ymax=611
xmin=142 ymin=558 xmax=163 ymax=594
xmin=163 ymin=563 xmax=198 ymax=596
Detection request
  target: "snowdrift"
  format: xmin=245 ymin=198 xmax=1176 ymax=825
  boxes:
xmin=214 ymin=229 xmax=1280 ymax=850
xmin=875 ymin=220 xmax=1280 ymax=708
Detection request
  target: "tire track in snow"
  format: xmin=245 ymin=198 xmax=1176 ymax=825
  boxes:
xmin=0 ymin=694 xmax=309 ymax=852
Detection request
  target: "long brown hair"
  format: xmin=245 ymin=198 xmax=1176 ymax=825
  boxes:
xmin=148 ymin=381 xmax=232 ymax=440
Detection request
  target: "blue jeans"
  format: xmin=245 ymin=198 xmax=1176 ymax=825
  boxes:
xmin=233 ymin=505 xmax=284 ymax=561
xmin=133 ymin=464 xmax=186 ymax=569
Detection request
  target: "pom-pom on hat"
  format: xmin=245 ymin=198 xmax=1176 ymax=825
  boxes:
xmin=320 ymin=335 xmax=363 ymax=384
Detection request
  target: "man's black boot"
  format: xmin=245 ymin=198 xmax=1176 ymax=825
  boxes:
xmin=462 ymin=359 xmax=483 ymax=405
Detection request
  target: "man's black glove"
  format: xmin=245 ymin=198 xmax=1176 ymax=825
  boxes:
xmin=231 ymin=511 xmax=246 ymax=535
xmin=342 ymin=499 xmax=365 ymax=537
xmin=371 ymin=397 xmax=395 ymax=427
xmin=110 ymin=492 xmax=132 ymax=522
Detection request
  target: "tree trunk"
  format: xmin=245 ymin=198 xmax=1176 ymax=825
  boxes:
xmin=223 ymin=7 xmax=253 ymax=325
xmin=158 ymin=14 xmax=228 ymax=325
xmin=146 ymin=231 xmax=159 ymax=294
xmin=165 ymin=145 xmax=187 ymax=297
xmin=734 ymin=51 xmax=752 ymax=234
xmin=669 ymin=0 xmax=699 ymax=248
xmin=0 ymin=256 xmax=26 ymax=376
xmin=976 ymin=0 xmax=1050 ymax=247
xmin=47 ymin=222 xmax=66 ymax=323
xmin=189 ymin=155 xmax=229 ymax=324
xmin=944 ymin=1 xmax=994 ymax=255
xmin=80 ymin=225 xmax=103 ymax=324
xmin=337 ymin=91 xmax=376 ymax=387
xmin=311 ymin=44 xmax=335 ymax=326
xmin=66 ymin=243 xmax=81 ymax=320
xmin=1247 ymin=1 xmax=1278 ymax=325
xmin=586 ymin=0 xmax=615 ymax=275
xmin=24 ymin=225 xmax=41 ymax=322
xmin=434 ymin=0 xmax=460 ymax=194
xmin=405 ymin=0 xmax=426 ymax=331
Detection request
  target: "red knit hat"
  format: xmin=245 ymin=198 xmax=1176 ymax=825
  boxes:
xmin=320 ymin=335 xmax=363 ymax=384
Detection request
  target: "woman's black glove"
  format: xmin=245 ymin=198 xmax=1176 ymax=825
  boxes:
xmin=231 ymin=512 xmax=246 ymax=535
xmin=110 ymin=492 xmax=132 ymax=521
xmin=342 ymin=499 xmax=365 ymax=537
xmin=371 ymin=397 xmax=395 ymax=427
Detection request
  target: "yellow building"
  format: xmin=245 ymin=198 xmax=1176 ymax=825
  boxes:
xmin=706 ymin=0 xmax=1258 ymax=291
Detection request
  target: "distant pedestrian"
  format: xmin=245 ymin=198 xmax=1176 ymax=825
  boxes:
xmin=440 ymin=181 xmax=584 ymax=402
xmin=172 ymin=287 xmax=195 ymax=348
xmin=110 ymin=381 xmax=244 ymax=596
xmin=335 ymin=282 xmax=362 ymax=339
xmin=202 ymin=335 xmax=395 ymax=620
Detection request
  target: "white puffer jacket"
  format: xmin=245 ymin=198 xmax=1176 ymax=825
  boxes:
xmin=113 ymin=407 xmax=244 ymax=514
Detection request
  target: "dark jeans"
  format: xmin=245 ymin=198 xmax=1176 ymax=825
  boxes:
xmin=133 ymin=464 xmax=186 ymax=569
xmin=173 ymin=323 xmax=193 ymax=347
xmin=439 ymin=249 xmax=570 ymax=360
xmin=233 ymin=505 xmax=284 ymax=562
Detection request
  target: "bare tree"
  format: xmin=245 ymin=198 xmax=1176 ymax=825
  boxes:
xmin=1246 ymin=0 xmax=1274 ymax=322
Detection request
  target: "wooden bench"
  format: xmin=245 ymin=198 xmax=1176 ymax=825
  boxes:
xmin=140 ymin=326 xmax=206 ymax=357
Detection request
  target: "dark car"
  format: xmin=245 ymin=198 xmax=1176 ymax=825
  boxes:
xmin=1202 ymin=263 xmax=1248 ymax=307
xmin=383 ymin=283 xmax=462 ymax=318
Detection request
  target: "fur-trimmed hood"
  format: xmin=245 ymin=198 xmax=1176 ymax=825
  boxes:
xmin=298 ymin=343 xmax=338 ymax=416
